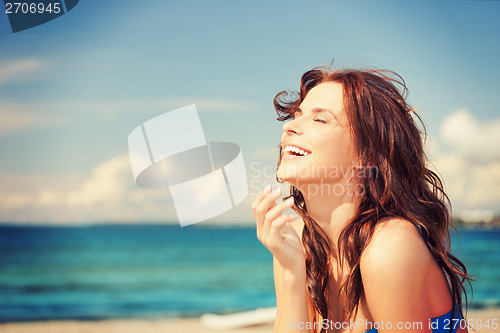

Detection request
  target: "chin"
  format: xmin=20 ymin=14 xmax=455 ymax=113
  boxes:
xmin=277 ymin=168 xmax=306 ymax=189
xmin=277 ymin=165 xmax=295 ymax=183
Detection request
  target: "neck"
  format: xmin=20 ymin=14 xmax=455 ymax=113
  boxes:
xmin=296 ymin=177 xmax=360 ymax=247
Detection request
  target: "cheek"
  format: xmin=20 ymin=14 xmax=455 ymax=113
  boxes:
xmin=313 ymin=132 xmax=357 ymax=167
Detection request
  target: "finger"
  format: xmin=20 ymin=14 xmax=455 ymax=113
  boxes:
xmin=255 ymin=187 xmax=281 ymax=231
xmin=255 ymin=190 xmax=283 ymax=241
xmin=267 ymin=214 xmax=296 ymax=249
xmin=253 ymin=185 xmax=272 ymax=237
xmin=260 ymin=213 xmax=291 ymax=248
xmin=265 ymin=196 xmax=294 ymax=224
xmin=262 ymin=196 xmax=294 ymax=237
xmin=251 ymin=184 xmax=271 ymax=212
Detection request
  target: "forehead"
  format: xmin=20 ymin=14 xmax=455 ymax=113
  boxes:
xmin=300 ymin=82 xmax=344 ymax=114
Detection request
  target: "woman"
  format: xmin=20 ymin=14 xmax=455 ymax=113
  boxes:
xmin=252 ymin=66 xmax=471 ymax=333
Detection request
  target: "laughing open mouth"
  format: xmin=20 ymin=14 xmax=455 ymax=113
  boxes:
xmin=283 ymin=145 xmax=311 ymax=156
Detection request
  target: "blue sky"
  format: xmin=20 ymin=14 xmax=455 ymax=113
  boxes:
xmin=1 ymin=1 xmax=499 ymax=224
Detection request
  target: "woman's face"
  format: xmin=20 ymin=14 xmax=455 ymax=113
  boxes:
xmin=277 ymin=82 xmax=359 ymax=188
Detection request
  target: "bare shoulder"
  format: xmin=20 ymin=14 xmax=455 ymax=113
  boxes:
xmin=359 ymin=217 xmax=438 ymax=317
xmin=360 ymin=217 xmax=432 ymax=278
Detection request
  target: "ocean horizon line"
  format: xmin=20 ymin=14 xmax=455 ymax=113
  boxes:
xmin=0 ymin=221 xmax=257 ymax=228
xmin=0 ymin=221 xmax=499 ymax=229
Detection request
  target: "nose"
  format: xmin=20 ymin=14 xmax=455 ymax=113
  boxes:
xmin=283 ymin=118 xmax=303 ymax=135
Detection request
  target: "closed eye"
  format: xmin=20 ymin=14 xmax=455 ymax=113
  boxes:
xmin=313 ymin=118 xmax=328 ymax=123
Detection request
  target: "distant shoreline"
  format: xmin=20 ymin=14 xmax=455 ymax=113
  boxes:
xmin=456 ymin=221 xmax=500 ymax=229
xmin=0 ymin=221 xmax=499 ymax=229
xmin=1 ymin=309 xmax=499 ymax=333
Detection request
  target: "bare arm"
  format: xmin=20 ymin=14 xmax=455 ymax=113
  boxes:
xmin=252 ymin=186 xmax=311 ymax=333
xmin=273 ymin=255 xmax=311 ymax=333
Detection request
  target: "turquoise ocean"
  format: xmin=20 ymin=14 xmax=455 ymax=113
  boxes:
xmin=0 ymin=224 xmax=498 ymax=322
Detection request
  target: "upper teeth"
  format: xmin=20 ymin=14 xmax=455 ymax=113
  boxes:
xmin=284 ymin=146 xmax=310 ymax=156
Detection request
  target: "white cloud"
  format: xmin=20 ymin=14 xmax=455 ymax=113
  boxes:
xmin=0 ymin=58 xmax=47 ymax=85
xmin=66 ymin=155 xmax=133 ymax=207
xmin=440 ymin=109 xmax=500 ymax=163
xmin=429 ymin=109 xmax=500 ymax=216
xmin=0 ymin=154 xmax=260 ymax=225
xmin=0 ymin=155 xmax=174 ymax=223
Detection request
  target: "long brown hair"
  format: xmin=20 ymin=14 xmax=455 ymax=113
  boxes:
xmin=274 ymin=66 xmax=471 ymax=331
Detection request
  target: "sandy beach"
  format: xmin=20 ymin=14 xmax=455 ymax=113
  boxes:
xmin=0 ymin=309 xmax=498 ymax=333
xmin=0 ymin=317 xmax=273 ymax=333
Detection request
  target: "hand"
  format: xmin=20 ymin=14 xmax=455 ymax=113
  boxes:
xmin=252 ymin=185 xmax=305 ymax=274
